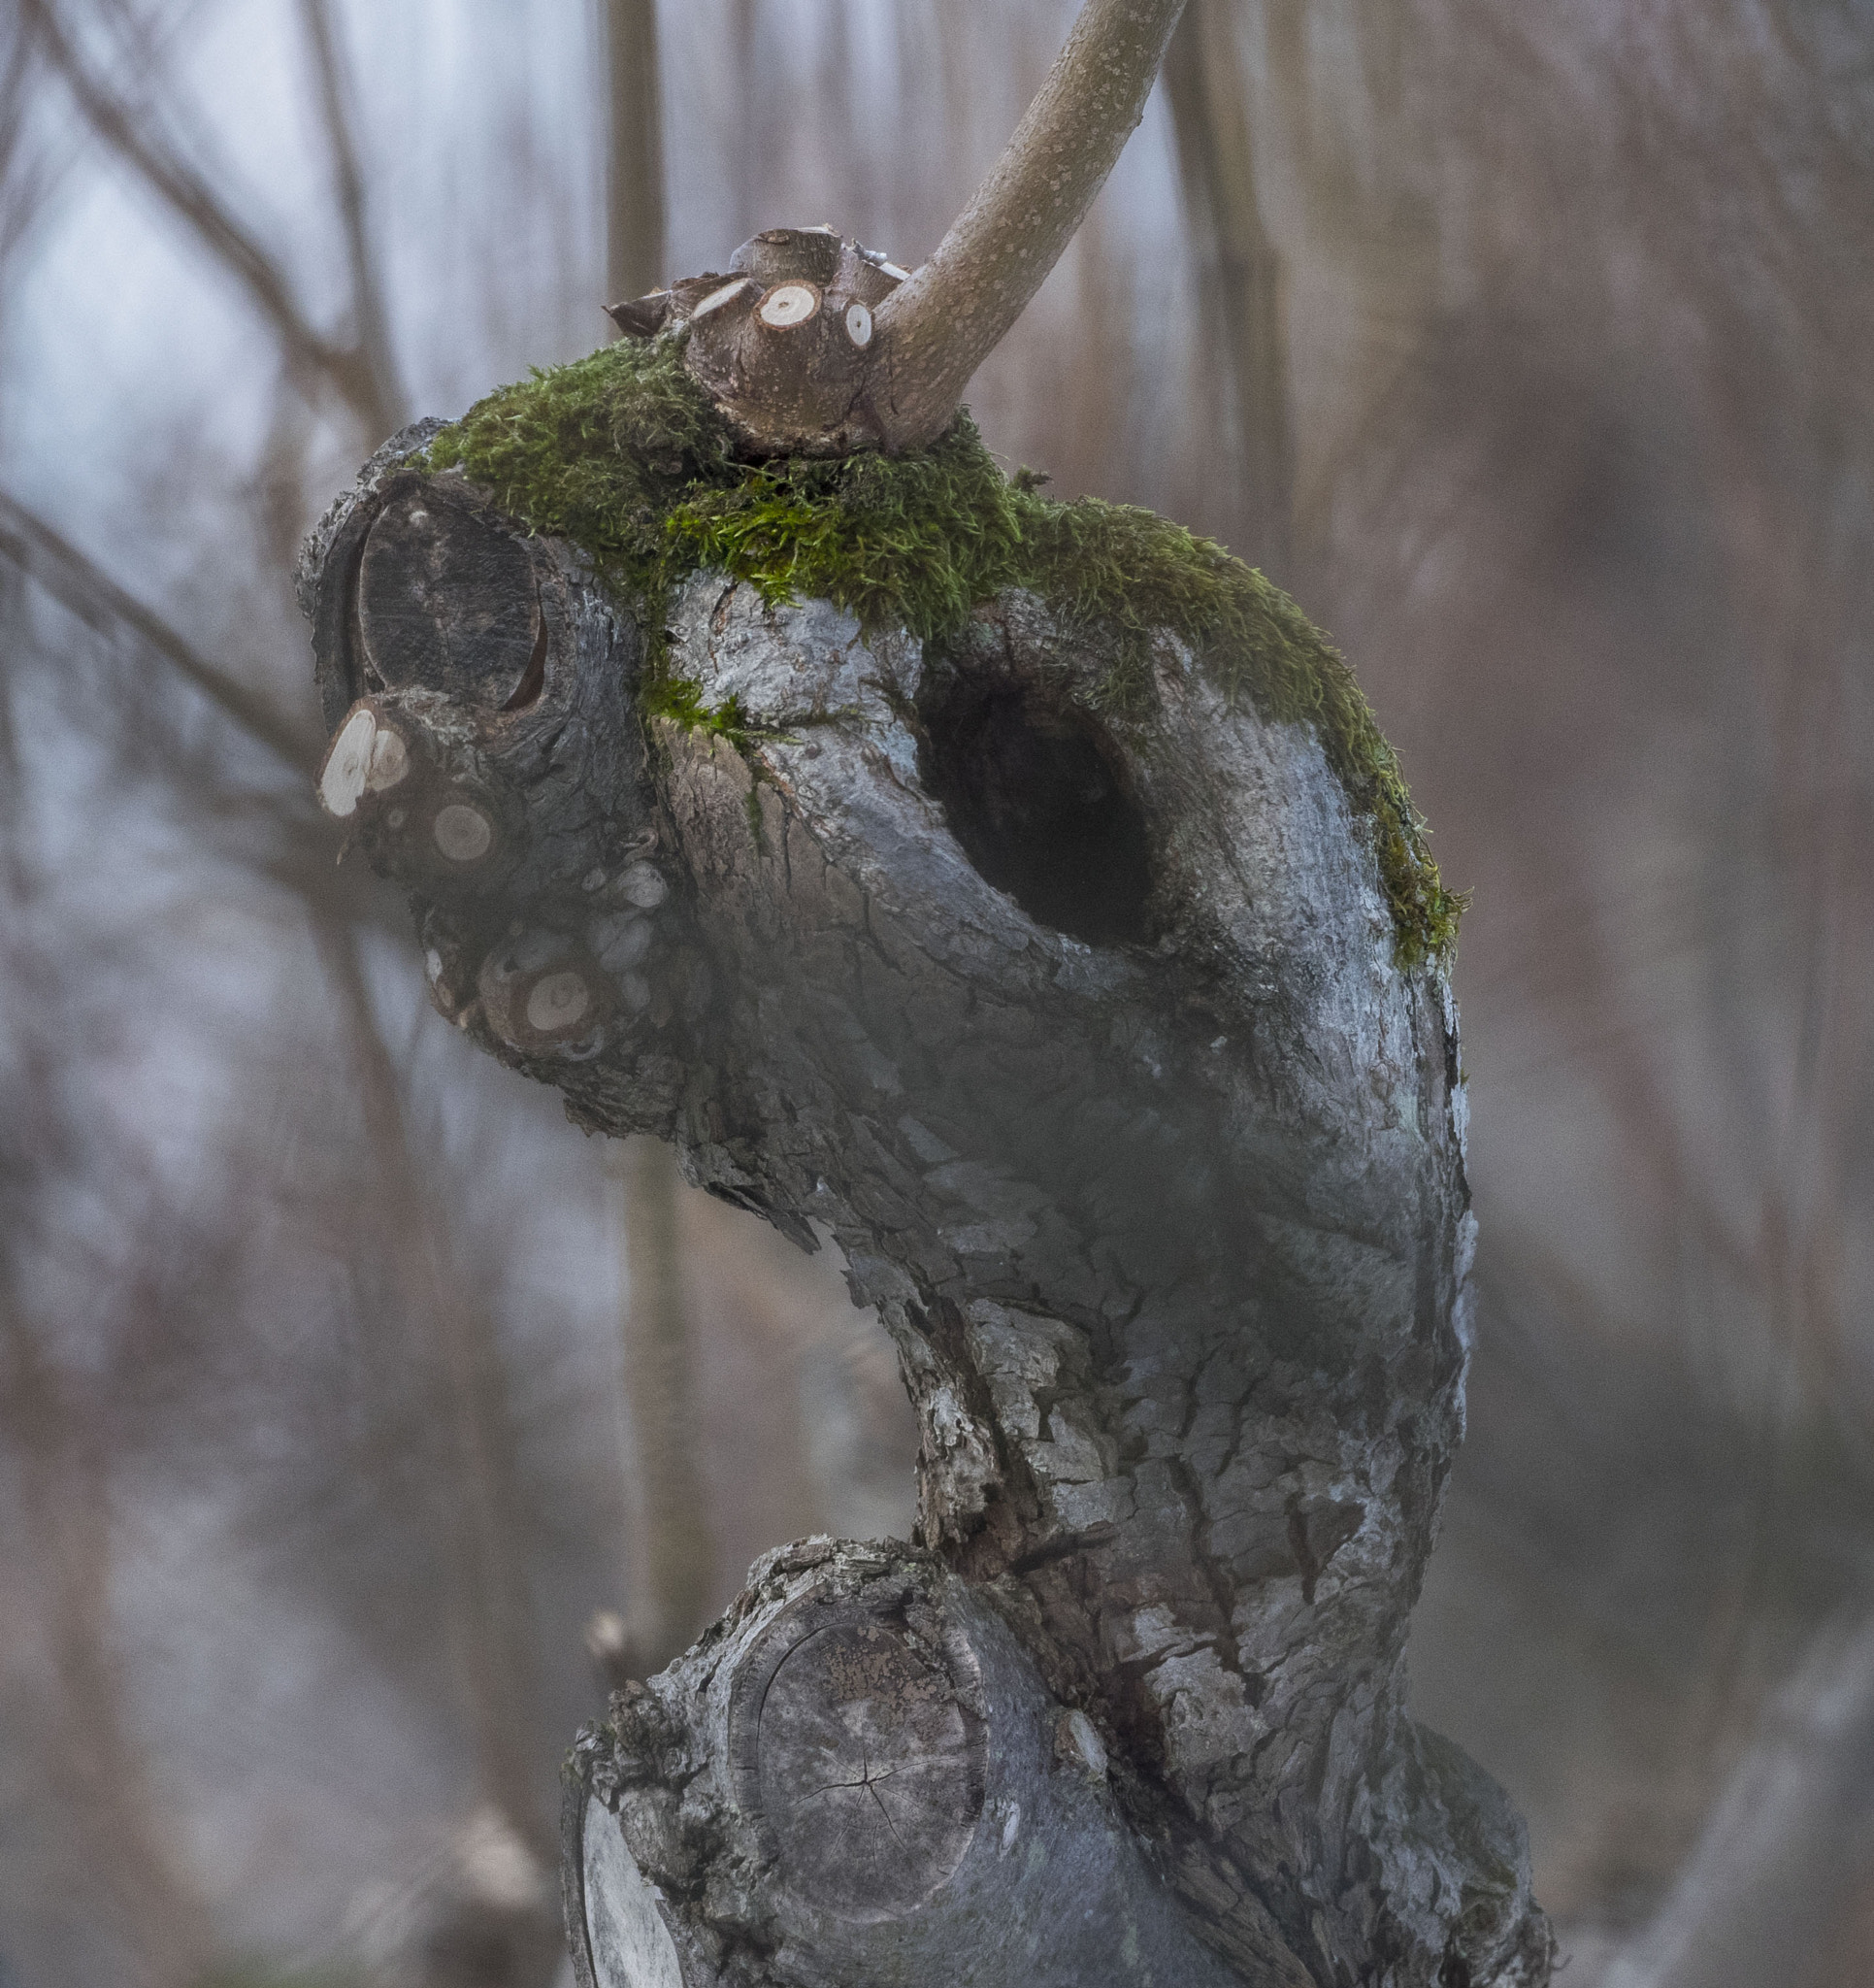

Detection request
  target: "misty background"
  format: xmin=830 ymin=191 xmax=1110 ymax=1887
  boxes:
xmin=1 ymin=2 xmax=1870 ymax=1984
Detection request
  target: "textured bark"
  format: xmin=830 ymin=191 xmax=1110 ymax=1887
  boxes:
xmin=608 ymin=230 xmax=911 ymax=457
xmin=299 ymin=435 xmax=1553 ymax=1986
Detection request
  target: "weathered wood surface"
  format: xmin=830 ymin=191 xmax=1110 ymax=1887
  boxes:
xmin=300 ymin=434 xmax=1554 ymax=1987
xmin=609 ymin=229 xmax=911 ymax=458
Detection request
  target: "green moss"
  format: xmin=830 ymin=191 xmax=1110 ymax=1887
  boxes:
xmin=640 ymin=674 xmax=765 ymax=750
xmin=662 ymin=420 xmax=1027 ymax=646
xmin=413 ymin=336 xmax=1463 ymax=966
xmin=415 ymin=336 xmax=738 ymax=598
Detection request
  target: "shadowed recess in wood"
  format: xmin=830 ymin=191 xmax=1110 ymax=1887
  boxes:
xmin=921 ymin=679 xmax=1153 ymax=946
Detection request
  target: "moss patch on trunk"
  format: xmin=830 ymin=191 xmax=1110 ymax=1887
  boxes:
xmin=414 ymin=336 xmax=1463 ymax=966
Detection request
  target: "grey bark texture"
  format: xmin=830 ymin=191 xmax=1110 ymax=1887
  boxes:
xmin=298 ymin=433 xmax=1554 ymax=1987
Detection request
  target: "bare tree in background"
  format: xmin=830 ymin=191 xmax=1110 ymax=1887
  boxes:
xmin=0 ymin=667 xmax=218 ymax=1988
xmin=1164 ymin=0 xmax=1294 ymax=580
xmin=315 ymin=922 xmax=550 ymax=1862
xmin=2 ymin=7 xmax=582 ymax=1982
xmin=607 ymin=1139 xmax=717 ymax=1674
xmin=2 ymin=1 xmax=1871 ymax=1984
xmin=604 ymin=0 xmax=665 ymax=309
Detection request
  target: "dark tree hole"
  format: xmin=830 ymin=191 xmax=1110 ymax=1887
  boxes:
xmin=921 ymin=683 xmax=1152 ymax=945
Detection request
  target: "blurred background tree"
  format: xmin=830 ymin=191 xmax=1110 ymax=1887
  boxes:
xmin=0 ymin=3 xmax=1869 ymax=1985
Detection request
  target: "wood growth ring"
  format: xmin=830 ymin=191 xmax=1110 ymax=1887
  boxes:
xmin=431 ymin=801 xmax=493 ymax=863
xmin=728 ymin=1594 xmax=987 ymax=1924
xmin=358 ymin=486 xmax=542 ymax=711
xmin=757 ymin=282 xmax=821 ymax=329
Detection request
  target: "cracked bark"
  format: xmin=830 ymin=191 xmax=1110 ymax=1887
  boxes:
xmin=299 ymin=439 xmax=1553 ymax=1987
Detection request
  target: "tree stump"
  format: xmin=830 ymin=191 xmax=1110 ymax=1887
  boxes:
xmin=299 ymin=419 xmax=1554 ymax=1986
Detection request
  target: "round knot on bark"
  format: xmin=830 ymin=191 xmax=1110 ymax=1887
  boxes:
xmin=605 ymin=226 xmax=911 ymax=456
xmin=728 ymin=1592 xmax=987 ymax=1923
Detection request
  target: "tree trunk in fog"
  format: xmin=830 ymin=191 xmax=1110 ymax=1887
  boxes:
xmin=1601 ymin=1608 xmax=1874 ymax=1988
xmin=0 ymin=687 xmax=219 ymax=1988
xmin=318 ymin=925 xmax=556 ymax=1857
xmin=615 ymin=1136 xmax=718 ymax=1670
xmin=604 ymin=0 xmax=665 ymax=309
xmin=320 ymin=924 xmax=565 ymax=1985
xmin=1165 ymin=0 xmax=1296 ymax=582
xmin=0 ymin=1316 xmax=218 ymax=1988
xmin=602 ymin=0 xmax=720 ymax=1684
xmin=299 ymin=442 xmax=1554 ymax=1987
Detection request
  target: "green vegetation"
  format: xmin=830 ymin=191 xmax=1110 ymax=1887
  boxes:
xmin=415 ymin=336 xmax=1463 ymax=964
xmin=639 ymin=673 xmax=767 ymax=751
xmin=419 ymin=333 xmax=738 ymax=599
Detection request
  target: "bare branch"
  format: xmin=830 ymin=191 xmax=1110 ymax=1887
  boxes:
xmin=21 ymin=0 xmax=386 ymax=432
xmin=872 ymin=0 xmax=1189 ymax=450
xmin=0 ymin=487 xmax=315 ymax=771
xmin=297 ymin=0 xmax=405 ymax=434
xmin=0 ymin=18 xmax=54 ymax=263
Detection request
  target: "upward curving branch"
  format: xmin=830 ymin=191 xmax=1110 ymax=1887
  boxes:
xmin=603 ymin=0 xmax=1189 ymax=458
xmin=871 ymin=0 xmax=1190 ymax=450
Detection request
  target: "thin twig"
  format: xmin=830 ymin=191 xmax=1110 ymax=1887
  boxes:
xmin=872 ymin=0 xmax=1189 ymax=449
xmin=21 ymin=0 xmax=385 ymax=432
xmin=297 ymin=0 xmax=405 ymax=432
xmin=0 ymin=487 xmax=315 ymax=771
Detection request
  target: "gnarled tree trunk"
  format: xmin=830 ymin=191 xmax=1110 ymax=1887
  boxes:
xmin=297 ymin=431 xmax=1553 ymax=1987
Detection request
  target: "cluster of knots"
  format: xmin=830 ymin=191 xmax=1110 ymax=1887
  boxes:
xmin=608 ymin=225 xmax=912 ymax=457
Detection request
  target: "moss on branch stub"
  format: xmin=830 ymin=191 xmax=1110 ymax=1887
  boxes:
xmin=413 ymin=335 xmax=1463 ymax=966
